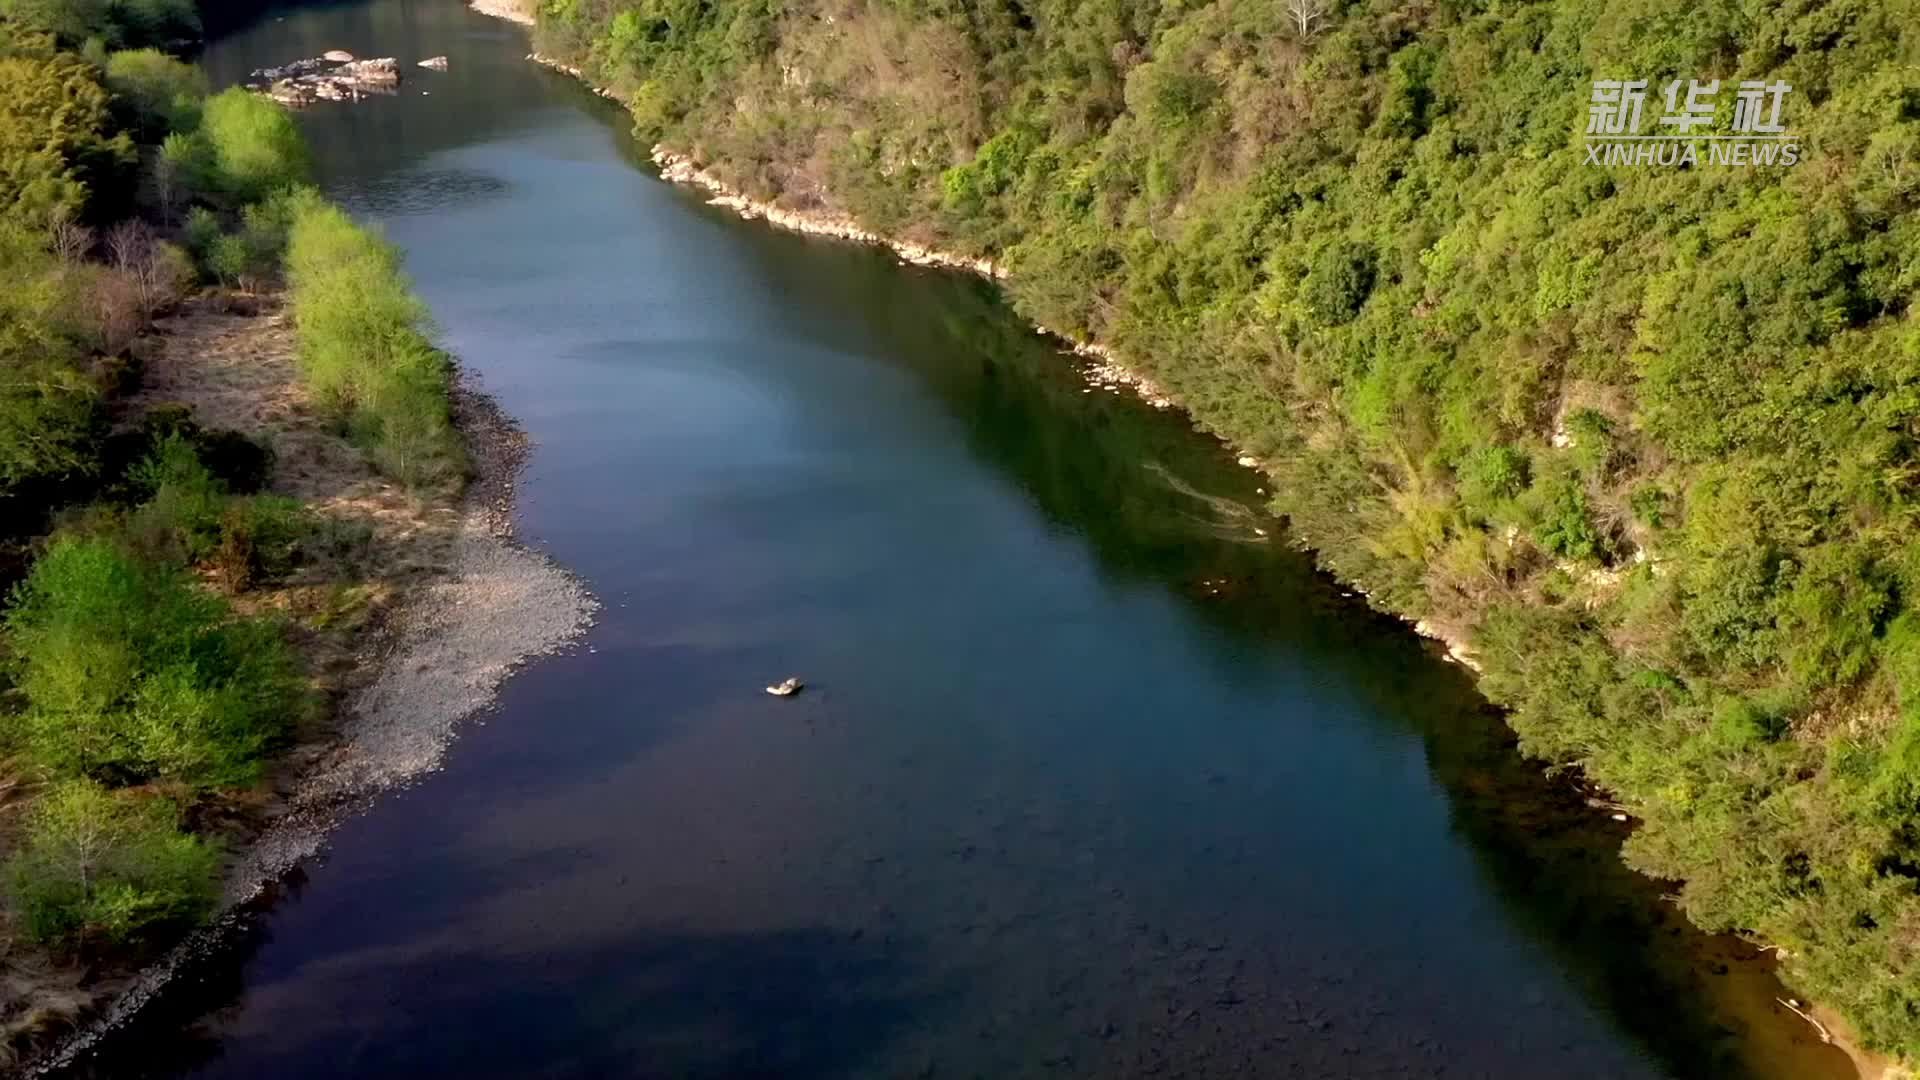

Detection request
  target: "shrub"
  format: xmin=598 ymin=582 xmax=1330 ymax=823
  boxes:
xmin=3 ymin=779 xmax=218 ymax=945
xmin=0 ymin=224 xmax=102 ymax=499
xmin=1774 ymin=544 xmax=1892 ymax=692
xmin=3 ymin=534 xmax=303 ymax=786
xmin=209 ymin=494 xmax=309 ymax=589
xmin=185 ymin=89 xmax=308 ymax=203
xmin=200 ymin=230 xmax=248 ymax=284
xmin=0 ymin=38 xmax=137 ymax=230
xmin=160 ymin=414 xmax=272 ymax=493
xmin=1530 ymin=473 xmax=1602 ymax=563
xmin=79 ymin=261 xmax=146 ymax=353
xmin=942 ymin=127 xmax=1039 ymax=217
xmin=0 ymin=0 xmax=110 ymax=43
xmin=102 ymin=219 xmax=192 ymax=317
xmin=0 ymin=0 xmax=195 ymax=46
xmin=122 ymin=433 xmax=307 ymax=584
xmin=1302 ymin=240 xmax=1376 ymax=327
xmin=113 ymin=0 xmax=199 ymax=45
xmin=1457 ymin=444 xmax=1531 ymax=515
xmin=100 ymin=406 xmax=273 ymax=499
xmin=156 ymin=129 xmax=211 ymax=214
xmin=128 ymin=433 xmax=228 ymax=562
xmin=1681 ymin=545 xmax=1786 ymax=672
xmin=1710 ymin=696 xmax=1785 ymax=748
xmin=1869 ymin=713 xmax=1920 ymax=823
xmin=1564 ymin=409 xmax=1618 ymax=479
xmin=1885 ymin=613 xmax=1920 ymax=717
xmin=284 ymin=192 xmax=465 ymax=489
xmin=184 ymin=196 xmax=291 ymax=289
xmin=103 ymin=48 xmax=205 ymax=140
xmin=1628 ymin=483 xmax=1670 ymax=530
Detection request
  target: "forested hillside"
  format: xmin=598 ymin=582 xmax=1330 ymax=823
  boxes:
xmin=529 ymin=0 xmax=1920 ymax=1056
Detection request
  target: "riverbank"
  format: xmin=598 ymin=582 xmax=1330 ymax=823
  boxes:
xmin=13 ymin=296 xmax=595 ymax=1074
xmin=651 ymin=143 xmax=1185 ymax=420
xmin=467 ymin=0 xmax=531 ymax=27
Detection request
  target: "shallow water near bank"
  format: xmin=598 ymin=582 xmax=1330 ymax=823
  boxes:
xmin=62 ymin=1 xmax=1858 ymax=1076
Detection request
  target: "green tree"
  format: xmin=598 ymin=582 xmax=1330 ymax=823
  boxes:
xmin=104 ymin=47 xmax=206 ymax=140
xmin=0 ymin=0 xmax=196 ymax=47
xmin=284 ymin=192 xmax=465 ymax=488
xmin=189 ymin=88 xmax=309 ymax=203
xmin=0 ymin=223 xmax=100 ymax=498
xmin=4 ymin=534 xmax=303 ymax=786
xmin=4 ymin=779 xmax=219 ymax=945
xmin=0 ymin=33 xmax=135 ymax=228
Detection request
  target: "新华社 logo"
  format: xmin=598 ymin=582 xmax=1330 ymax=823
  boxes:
xmin=1584 ymin=79 xmax=1800 ymax=166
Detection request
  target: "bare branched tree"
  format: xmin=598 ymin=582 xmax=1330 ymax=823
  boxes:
xmin=106 ymin=219 xmax=153 ymax=273
xmin=90 ymin=271 xmax=145 ymax=355
xmin=105 ymin=220 xmax=181 ymax=318
xmin=50 ymin=214 xmax=94 ymax=265
xmin=1287 ymin=0 xmax=1329 ymax=39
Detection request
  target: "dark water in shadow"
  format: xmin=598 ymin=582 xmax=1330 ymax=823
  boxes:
xmin=67 ymin=2 xmax=1856 ymax=1076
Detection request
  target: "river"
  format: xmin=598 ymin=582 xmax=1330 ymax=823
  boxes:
xmin=66 ymin=2 xmax=1855 ymax=1076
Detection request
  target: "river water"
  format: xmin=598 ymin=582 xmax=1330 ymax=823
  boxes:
xmin=72 ymin=2 xmax=1856 ymax=1077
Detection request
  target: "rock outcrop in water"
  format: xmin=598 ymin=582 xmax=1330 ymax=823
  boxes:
xmin=249 ymin=55 xmax=402 ymax=107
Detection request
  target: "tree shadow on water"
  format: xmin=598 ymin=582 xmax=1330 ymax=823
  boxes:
xmin=64 ymin=921 xmax=940 ymax=1080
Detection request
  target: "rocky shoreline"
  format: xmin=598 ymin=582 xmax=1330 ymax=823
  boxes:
xmin=21 ymin=303 xmax=596 ymax=1076
xmin=512 ymin=56 xmax=1185 ymax=412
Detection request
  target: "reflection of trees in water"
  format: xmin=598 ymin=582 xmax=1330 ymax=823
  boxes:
xmin=744 ymin=256 xmax=1804 ymax=1080
xmin=1418 ymin=696 xmax=1764 ymax=1078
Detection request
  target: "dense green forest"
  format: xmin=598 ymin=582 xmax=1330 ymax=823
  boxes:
xmin=0 ymin=1 xmax=459 ymax=1034
xmin=0 ymin=22 xmax=304 ymax=977
xmin=529 ymin=0 xmax=1920 ymax=1055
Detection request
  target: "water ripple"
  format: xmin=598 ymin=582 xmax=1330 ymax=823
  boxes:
xmin=345 ymin=167 xmax=511 ymax=216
